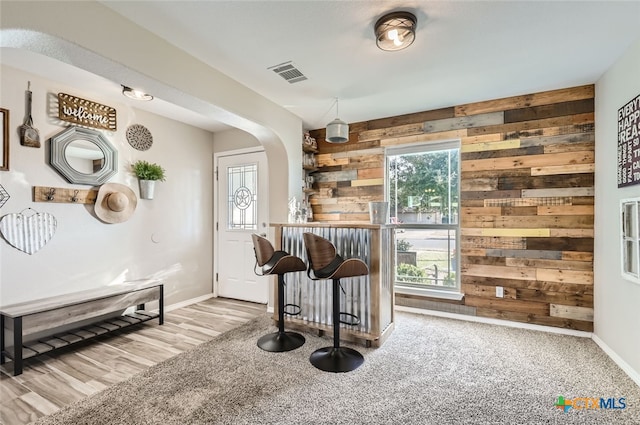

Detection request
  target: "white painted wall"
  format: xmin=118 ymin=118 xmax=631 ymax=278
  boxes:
xmin=0 ymin=0 xmax=303 ymax=225
xmin=0 ymin=64 xmax=215 ymax=306
xmin=594 ymin=38 xmax=640 ymax=377
xmin=213 ymin=129 xmax=261 ymax=153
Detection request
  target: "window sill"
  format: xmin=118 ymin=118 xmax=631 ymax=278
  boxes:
xmin=395 ymin=285 xmax=464 ymax=301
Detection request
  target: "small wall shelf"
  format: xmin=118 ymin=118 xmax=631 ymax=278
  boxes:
xmin=302 ymin=132 xmax=318 ymax=221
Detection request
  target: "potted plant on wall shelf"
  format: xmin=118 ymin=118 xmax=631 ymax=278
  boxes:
xmin=132 ymin=160 xmax=166 ymax=200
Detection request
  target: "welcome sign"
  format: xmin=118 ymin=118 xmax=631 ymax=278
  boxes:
xmin=58 ymin=93 xmax=117 ymax=131
xmin=617 ymin=93 xmax=640 ymax=187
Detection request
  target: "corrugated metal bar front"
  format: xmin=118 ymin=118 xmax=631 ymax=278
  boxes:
xmin=281 ymin=226 xmax=371 ymax=334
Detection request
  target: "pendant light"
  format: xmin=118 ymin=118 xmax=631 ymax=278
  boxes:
xmin=325 ymin=98 xmax=349 ymax=143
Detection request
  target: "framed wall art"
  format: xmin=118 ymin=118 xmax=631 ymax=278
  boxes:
xmin=617 ymin=93 xmax=640 ymax=187
xmin=1 ymin=107 xmax=8 ymax=171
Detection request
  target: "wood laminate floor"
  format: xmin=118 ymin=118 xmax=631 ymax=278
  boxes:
xmin=0 ymin=297 xmax=266 ymax=425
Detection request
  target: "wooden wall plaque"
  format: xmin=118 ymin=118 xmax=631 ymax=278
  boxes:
xmin=58 ymin=93 xmax=117 ymax=131
xmin=617 ymin=93 xmax=640 ymax=187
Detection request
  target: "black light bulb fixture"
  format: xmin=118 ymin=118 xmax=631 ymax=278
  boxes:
xmin=121 ymin=85 xmax=154 ymax=101
xmin=374 ymin=11 xmax=417 ymax=52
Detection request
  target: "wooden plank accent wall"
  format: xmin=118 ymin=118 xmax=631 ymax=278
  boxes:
xmin=309 ymin=85 xmax=595 ymax=331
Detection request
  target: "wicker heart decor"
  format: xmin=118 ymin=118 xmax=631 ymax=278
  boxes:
xmin=0 ymin=209 xmax=57 ymax=255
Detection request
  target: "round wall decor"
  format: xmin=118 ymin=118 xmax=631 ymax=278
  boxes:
xmin=126 ymin=124 xmax=153 ymax=151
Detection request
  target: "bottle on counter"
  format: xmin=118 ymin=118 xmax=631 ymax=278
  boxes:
xmin=306 ymin=202 xmax=313 ymax=222
xmin=299 ymin=200 xmax=308 ymax=223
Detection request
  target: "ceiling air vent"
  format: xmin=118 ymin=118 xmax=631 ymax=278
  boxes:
xmin=268 ymin=61 xmax=307 ymax=84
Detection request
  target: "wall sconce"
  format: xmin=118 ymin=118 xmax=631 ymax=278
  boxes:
xmin=122 ymin=85 xmax=154 ymax=101
xmin=325 ymin=98 xmax=349 ymax=144
xmin=374 ymin=11 xmax=417 ymax=52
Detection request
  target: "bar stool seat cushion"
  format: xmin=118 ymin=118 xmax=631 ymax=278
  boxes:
xmin=262 ymin=251 xmax=306 ymax=276
xmin=314 ymin=255 xmax=368 ymax=279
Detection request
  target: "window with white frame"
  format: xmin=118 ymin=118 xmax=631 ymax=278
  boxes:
xmin=621 ymin=197 xmax=640 ymax=284
xmin=386 ymin=140 xmax=460 ymax=294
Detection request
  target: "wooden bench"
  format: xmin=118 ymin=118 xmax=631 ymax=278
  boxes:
xmin=0 ymin=279 xmax=163 ymax=376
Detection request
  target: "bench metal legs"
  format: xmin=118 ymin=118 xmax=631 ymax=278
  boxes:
xmin=13 ymin=317 xmax=22 ymax=376
xmin=136 ymin=284 xmax=163 ymax=325
xmin=0 ymin=315 xmax=23 ymax=375
xmin=0 ymin=315 xmax=4 ymax=365
xmin=0 ymin=316 xmax=23 ymax=376
xmin=159 ymin=285 xmax=164 ymax=325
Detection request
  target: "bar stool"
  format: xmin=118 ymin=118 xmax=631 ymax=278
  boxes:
xmin=302 ymin=232 xmax=369 ymax=373
xmin=251 ymin=234 xmax=306 ymax=352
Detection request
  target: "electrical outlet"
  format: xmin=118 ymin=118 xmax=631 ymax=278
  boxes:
xmin=496 ymin=286 xmax=504 ymax=298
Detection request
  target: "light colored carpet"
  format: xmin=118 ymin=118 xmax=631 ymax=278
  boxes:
xmin=35 ymin=311 xmax=639 ymax=425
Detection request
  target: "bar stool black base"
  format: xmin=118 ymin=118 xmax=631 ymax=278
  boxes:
xmin=257 ymin=331 xmax=305 ymax=352
xmin=310 ymin=346 xmax=364 ymax=373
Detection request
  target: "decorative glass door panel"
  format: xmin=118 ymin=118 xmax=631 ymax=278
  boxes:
xmin=227 ymin=164 xmax=257 ymax=230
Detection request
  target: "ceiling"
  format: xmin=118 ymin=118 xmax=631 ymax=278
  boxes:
xmin=4 ymin=1 xmax=640 ymax=133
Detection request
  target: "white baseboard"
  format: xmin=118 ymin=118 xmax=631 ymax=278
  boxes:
xmin=164 ymin=293 xmax=215 ymax=313
xmin=396 ymin=286 xmax=464 ymax=301
xmin=592 ymin=334 xmax=640 ymax=388
xmin=396 ymin=306 xmax=592 ymax=338
xmin=162 ymin=293 xmax=270 ymax=314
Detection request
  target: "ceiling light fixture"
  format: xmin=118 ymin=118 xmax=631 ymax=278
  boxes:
xmin=325 ymin=98 xmax=349 ymax=144
xmin=374 ymin=11 xmax=417 ymax=52
xmin=121 ymin=85 xmax=154 ymax=101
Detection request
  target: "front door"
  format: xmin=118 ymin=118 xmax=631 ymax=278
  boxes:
xmin=216 ymin=150 xmax=269 ymax=303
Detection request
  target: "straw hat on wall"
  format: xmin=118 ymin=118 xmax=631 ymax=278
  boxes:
xmin=94 ymin=183 xmax=137 ymax=224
